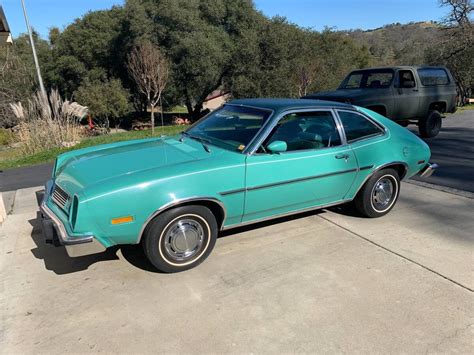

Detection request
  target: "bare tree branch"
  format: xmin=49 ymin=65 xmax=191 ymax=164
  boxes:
xmin=127 ymin=41 xmax=170 ymax=135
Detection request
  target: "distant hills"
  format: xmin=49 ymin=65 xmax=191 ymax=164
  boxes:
xmin=342 ymin=21 xmax=443 ymax=66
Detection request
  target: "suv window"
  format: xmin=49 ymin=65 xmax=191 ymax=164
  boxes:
xmin=417 ymin=68 xmax=449 ymax=86
xmin=398 ymin=70 xmax=416 ymax=88
xmin=338 ymin=111 xmax=384 ymax=142
xmin=340 ymin=69 xmax=394 ymax=89
xmin=261 ymin=111 xmax=342 ymax=152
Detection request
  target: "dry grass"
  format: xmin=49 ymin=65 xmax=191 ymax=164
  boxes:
xmin=10 ymin=89 xmax=87 ymax=154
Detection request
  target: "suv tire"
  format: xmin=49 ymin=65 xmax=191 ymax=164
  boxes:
xmin=419 ymin=110 xmax=442 ymax=138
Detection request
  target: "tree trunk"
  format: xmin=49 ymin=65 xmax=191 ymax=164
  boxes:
xmin=159 ymin=96 xmax=164 ymax=128
xmin=150 ymin=104 xmax=155 ymax=135
xmin=185 ymin=97 xmax=193 ymax=116
xmin=191 ymin=102 xmax=203 ymax=122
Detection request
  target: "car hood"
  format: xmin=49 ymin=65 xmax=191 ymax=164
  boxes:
xmin=54 ymin=137 xmax=216 ymax=194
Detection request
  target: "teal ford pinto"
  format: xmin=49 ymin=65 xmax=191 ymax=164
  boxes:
xmin=41 ymin=99 xmax=436 ymax=272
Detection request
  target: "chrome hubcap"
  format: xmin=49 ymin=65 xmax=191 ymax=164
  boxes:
xmin=372 ymin=177 xmax=394 ymax=211
xmin=164 ymin=219 xmax=204 ymax=261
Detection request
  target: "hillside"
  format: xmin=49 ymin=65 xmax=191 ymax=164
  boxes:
xmin=343 ymin=21 xmax=443 ymax=66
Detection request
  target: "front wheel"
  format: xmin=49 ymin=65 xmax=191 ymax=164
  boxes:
xmin=142 ymin=205 xmax=218 ymax=273
xmin=354 ymin=169 xmax=400 ymax=218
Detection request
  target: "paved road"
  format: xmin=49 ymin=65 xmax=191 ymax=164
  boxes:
xmin=0 ymin=162 xmax=53 ymax=192
xmin=1 ymin=183 xmax=472 ymax=353
xmin=410 ymin=109 xmax=474 ymax=192
xmin=0 ymin=110 xmax=473 ymax=192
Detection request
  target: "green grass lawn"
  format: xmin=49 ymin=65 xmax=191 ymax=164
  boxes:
xmin=0 ymin=125 xmax=184 ymax=171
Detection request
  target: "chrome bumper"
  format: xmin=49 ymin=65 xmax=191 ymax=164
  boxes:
xmin=40 ymin=181 xmax=106 ymax=257
xmin=418 ymin=163 xmax=439 ymax=178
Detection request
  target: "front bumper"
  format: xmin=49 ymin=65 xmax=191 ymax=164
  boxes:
xmin=40 ymin=181 xmax=106 ymax=257
xmin=418 ymin=162 xmax=439 ymax=178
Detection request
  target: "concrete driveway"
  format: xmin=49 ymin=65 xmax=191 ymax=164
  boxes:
xmin=0 ymin=183 xmax=472 ymax=353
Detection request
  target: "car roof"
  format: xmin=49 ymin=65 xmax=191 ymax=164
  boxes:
xmin=351 ymin=65 xmax=448 ymax=71
xmin=227 ymin=98 xmax=353 ymax=113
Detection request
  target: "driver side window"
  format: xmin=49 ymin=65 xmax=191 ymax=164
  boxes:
xmin=260 ymin=111 xmax=342 ymax=153
xmin=399 ymin=70 xmax=416 ymax=88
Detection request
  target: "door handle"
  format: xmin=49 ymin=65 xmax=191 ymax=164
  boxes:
xmin=335 ymin=154 xmax=350 ymax=160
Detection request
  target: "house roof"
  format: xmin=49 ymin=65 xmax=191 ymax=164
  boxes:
xmin=204 ymin=90 xmax=229 ymax=102
xmin=0 ymin=6 xmax=12 ymax=45
xmin=0 ymin=7 xmax=10 ymax=33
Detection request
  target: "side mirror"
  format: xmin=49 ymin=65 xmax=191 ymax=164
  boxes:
xmin=267 ymin=140 xmax=287 ymax=153
xmin=402 ymin=80 xmax=415 ymax=88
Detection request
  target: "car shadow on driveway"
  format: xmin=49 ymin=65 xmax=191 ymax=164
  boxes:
xmin=29 ymin=191 xmax=124 ymax=274
xmin=28 ymin=210 xmax=164 ymax=274
xmin=220 ymin=203 xmax=361 ymax=238
xmin=28 ymin=213 xmax=120 ymax=275
xmin=28 ymin=202 xmax=358 ymax=275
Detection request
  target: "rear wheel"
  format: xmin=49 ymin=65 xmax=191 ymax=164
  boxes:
xmin=354 ymin=169 xmax=400 ymax=218
xmin=419 ymin=110 xmax=442 ymax=138
xmin=142 ymin=205 xmax=218 ymax=273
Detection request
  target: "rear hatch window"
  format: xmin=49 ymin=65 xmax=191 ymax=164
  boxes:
xmin=417 ymin=68 xmax=450 ymax=86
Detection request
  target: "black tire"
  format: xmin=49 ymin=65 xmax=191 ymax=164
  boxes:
xmin=419 ymin=110 xmax=442 ymax=138
xmin=354 ymin=169 xmax=400 ymax=218
xmin=142 ymin=205 xmax=218 ymax=273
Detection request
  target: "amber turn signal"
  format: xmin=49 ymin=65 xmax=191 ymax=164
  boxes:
xmin=111 ymin=216 xmax=134 ymax=225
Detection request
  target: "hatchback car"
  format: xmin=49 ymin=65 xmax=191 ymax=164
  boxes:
xmin=41 ymin=99 xmax=436 ymax=272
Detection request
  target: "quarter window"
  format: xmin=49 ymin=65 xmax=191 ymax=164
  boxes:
xmin=261 ymin=111 xmax=342 ymax=152
xmin=417 ymin=68 xmax=450 ymax=86
xmin=338 ymin=111 xmax=384 ymax=142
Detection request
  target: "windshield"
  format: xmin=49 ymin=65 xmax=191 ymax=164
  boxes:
xmin=340 ymin=69 xmax=394 ymax=89
xmin=185 ymin=105 xmax=272 ymax=152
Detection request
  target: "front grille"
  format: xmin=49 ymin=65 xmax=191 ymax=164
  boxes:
xmin=52 ymin=184 xmax=70 ymax=213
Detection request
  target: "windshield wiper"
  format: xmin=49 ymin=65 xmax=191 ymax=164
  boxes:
xmin=181 ymin=131 xmax=211 ymax=153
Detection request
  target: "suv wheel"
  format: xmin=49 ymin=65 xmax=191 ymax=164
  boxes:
xmin=354 ymin=169 xmax=400 ymax=218
xmin=142 ymin=205 xmax=218 ymax=273
xmin=419 ymin=110 xmax=442 ymax=138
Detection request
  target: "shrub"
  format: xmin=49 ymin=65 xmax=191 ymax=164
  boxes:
xmin=10 ymin=89 xmax=87 ymax=154
xmin=0 ymin=128 xmax=15 ymax=146
xmin=75 ymin=79 xmax=130 ymax=130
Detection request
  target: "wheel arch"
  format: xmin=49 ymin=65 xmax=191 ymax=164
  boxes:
xmin=354 ymin=161 xmax=408 ymax=198
xmin=137 ymin=197 xmax=227 ymax=244
xmin=428 ymin=101 xmax=447 ymax=113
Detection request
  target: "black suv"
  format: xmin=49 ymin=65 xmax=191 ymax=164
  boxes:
xmin=305 ymin=66 xmax=457 ymax=138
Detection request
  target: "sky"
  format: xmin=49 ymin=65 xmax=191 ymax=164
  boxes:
xmin=1 ymin=0 xmax=448 ymax=39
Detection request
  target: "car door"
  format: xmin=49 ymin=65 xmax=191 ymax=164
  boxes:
xmin=335 ymin=109 xmax=388 ymax=193
xmin=243 ymin=109 xmax=358 ymax=222
xmin=393 ymin=69 xmax=420 ymax=119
